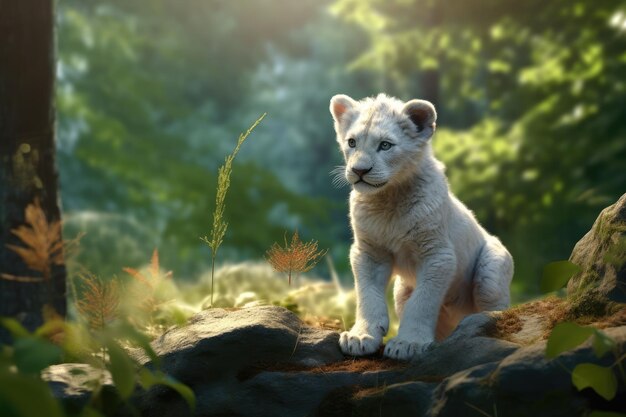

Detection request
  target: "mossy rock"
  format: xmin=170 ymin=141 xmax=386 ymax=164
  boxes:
xmin=567 ymin=193 xmax=626 ymax=309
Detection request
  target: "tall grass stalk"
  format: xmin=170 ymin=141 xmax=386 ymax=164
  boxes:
xmin=202 ymin=114 xmax=266 ymax=307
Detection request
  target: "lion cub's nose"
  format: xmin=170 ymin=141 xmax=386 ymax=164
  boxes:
xmin=352 ymin=167 xmax=372 ymax=177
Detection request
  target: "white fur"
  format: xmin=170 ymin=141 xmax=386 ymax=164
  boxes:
xmin=330 ymin=94 xmax=513 ymax=361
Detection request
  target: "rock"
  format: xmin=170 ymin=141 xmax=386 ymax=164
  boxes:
xmin=116 ymin=307 xmax=518 ymax=416
xmin=406 ymin=313 xmax=520 ymax=377
xmin=568 ymin=193 xmax=626 ymax=305
xmin=43 ymin=363 xmax=115 ymax=410
xmin=134 ymin=306 xmax=344 ymax=383
xmin=317 ymin=380 xmax=437 ymax=417
xmin=431 ymin=326 xmax=626 ymax=417
xmin=46 ymin=305 xmax=626 ymax=417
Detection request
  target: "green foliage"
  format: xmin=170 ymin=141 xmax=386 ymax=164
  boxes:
xmin=13 ymin=338 xmax=63 ymax=376
xmin=333 ymin=0 xmax=626 ymax=294
xmin=545 ymin=322 xmax=594 ymax=359
xmin=545 ymin=321 xmax=624 ymax=407
xmin=0 ymin=313 xmax=195 ymax=417
xmin=0 ymin=371 xmax=64 ymax=417
xmin=56 ymin=0 xmax=348 ymax=280
xmin=0 ymin=318 xmax=64 ymax=377
xmin=571 ymin=363 xmax=617 ymax=401
xmin=184 ymin=262 xmax=356 ymax=329
xmin=104 ymin=338 xmax=136 ymax=400
xmin=540 ymin=261 xmax=582 ymax=293
xmin=0 ymin=320 xmax=69 ymax=417
xmin=63 ymin=212 xmax=158 ymax=280
xmin=592 ymin=330 xmax=617 ymax=358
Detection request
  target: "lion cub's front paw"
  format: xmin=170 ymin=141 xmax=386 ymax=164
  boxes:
xmin=339 ymin=330 xmax=382 ymax=356
xmin=383 ymin=337 xmax=430 ymax=361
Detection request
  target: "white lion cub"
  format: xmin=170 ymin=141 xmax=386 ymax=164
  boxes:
xmin=330 ymin=93 xmax=513 ymax=361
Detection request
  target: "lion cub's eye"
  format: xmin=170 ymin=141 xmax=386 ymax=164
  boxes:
xmin=378 ymin=141 xmax=393 ymax=151
xmin=348 ymin=138 xmax=356 ymax=148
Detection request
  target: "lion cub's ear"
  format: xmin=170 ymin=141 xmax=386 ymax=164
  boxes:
xmin=330 ymin=94 xmax=357 ymax=124
xmin=402 ymin=99 xmax=437 ymax=138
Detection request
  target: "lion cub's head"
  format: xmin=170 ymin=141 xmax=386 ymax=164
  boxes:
xmin=330 ymin=93 xmax=437 ymax=195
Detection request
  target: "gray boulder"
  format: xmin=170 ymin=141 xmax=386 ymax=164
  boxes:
xmin=430 ymin=326 xmax=626 ymax=417
xmin=45 ymin=305 xmax=626 ymax=417
xmin=568 ymin=193 xmax=626 ymax=306
xmin=134 ymin=305 xmax=344 ymax=383
xmin=409 ymin=312 xmax=519 ymax=377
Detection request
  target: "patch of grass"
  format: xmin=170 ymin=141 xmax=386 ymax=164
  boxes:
xmin=237 ymin=357 xmax=408 ymax=382
xmin=493 ymin=297 xmax=569 ymax=342
xmin=494 ymin=295 xmax=626 ymax=344
xmin=492 ymin=309 xmax=523 ymax=340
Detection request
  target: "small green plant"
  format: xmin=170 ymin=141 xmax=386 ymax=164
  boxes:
xmin=540 ymin=259 xmax=625 ymax=411
xmin=202 ymin=113 xmax=266 ymax=307
xmin=265 ymin=230 xmax=327 ymax=285
xmin=0 ymin=309 xmax=195 ymax=417
xmin=546 ymin=321 xmax=624 ymax=401
xmin=540 ymin=260 xmax=581 ymax=293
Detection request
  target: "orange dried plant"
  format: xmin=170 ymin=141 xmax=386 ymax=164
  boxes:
xmin=2 ymin=198 xmax=63 ymax=282
xmin=266 ymin=231 xmax=327 ymax=285
xmin=76 ymin=272 xmax=120 ymax=331
xmin=123 ymin=249 xmax=172 ymax=317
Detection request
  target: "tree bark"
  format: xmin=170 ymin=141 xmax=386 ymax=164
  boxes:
xmin=0 ymin=0 xmax=66 ymax=339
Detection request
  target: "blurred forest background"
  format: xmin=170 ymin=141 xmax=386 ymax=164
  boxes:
xmin=57 ymin=0 xmax=626 ymax=302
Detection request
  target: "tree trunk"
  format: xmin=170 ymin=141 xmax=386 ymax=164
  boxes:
xmin=0 ymin=0 xmax=66 ymax=339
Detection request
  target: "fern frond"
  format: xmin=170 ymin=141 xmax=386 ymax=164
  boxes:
xmin=123 ymin=267 xmax=152 ymax=289
xmin=3 ymin=198 xmax=64 ymax=281
xmin=123 ymin=249 xmax=174 ymax=325
xmin=76 ymin=273 xmax=120 ymax=331
xmin=123 ymin=248 xmax=167 ymax=289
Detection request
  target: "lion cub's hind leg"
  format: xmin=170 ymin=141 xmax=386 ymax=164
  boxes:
xmin=472 ymin=237 xmax=514 ymax=311
xmin=393 ymin=276 xmax=414 ymax=319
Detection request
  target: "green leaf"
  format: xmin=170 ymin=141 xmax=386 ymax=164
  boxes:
xmin=589 ymin=411 xmax=626 ymax=417
xmin=592 ymin=329 xmax=616 ymax=358
xmin=540 ymin=260 xmax=581 ymax=293
xmin=106 ymin=339 xmax=137 ymax=400
xmin=13 ymin=337 xmax=63 ymax=375
xmin=139 ymin=369 xmax=196 ymax=412
xmin=0 ymin=317 xmax=31 ymax=338
xmin=0 ymin=372 xmax=64 ymax=417
xmin=546 ymin=322 xmax=594 ymax=358
xmin=62 ymin=322 xmax=100 ymax=365
xmin=571 ymin=363 xmax=617 ymax=401
xmin=34 ymin=319 xmax=66 ymax=339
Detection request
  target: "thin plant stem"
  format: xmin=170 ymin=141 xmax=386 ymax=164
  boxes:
xmin=202 ymin=114 xmax=266 ymax=307
xmin=210 ymin=253 xmax=216 ymax=308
